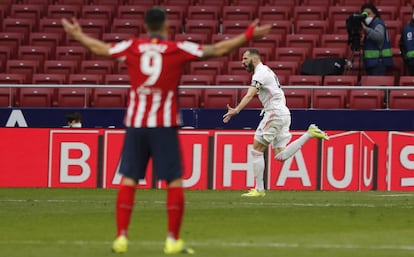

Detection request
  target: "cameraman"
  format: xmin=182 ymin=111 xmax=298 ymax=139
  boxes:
xmin=361 ymin=3 xmax=393 ymax=75
xmin=399 ymin=6 xmax=414 ymax=75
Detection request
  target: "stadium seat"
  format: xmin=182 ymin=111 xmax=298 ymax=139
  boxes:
xmin=55 ymin=46 xmax=88 ymax=64
xmin=164 ymin=5 xmax=187 ymax=21
xmin=349 ymin=90 xmax=385 ymax=109
xmin=189 ymin=61 xmax=224 ymax=76
xmin=261 ymin=20 xmax=292 ymax=41
xmin=237 ymin=47 xmax=273 ymax=62
xmin=55 ymin=0 xmax=88 ymax=3
xmin=185 ymin=20 xmax=218 ymax=38
xmin=323 ymin=75 xmax=358 ymax=86
xmin=215 ymin=75 xmax=250 ymax=86
xmin=384 ymin=20 xmax=401 ymax=44
xmin=376 ymin=6 xmax=397 ymax=20
xmin=267 ymin=61 xmax=298 ymax=77
xmin=10 ymin=4 xmax=43 ymax=20
xmin=265 ymin=0 xmax=299 ymax=5
xmin=328 ymin=6 xmax=359 ymax=26
xmin=375 ymin=0 xmax=405 ymax=6
xmin=251 ymin=34 xmax=282 ymax=51
xmin=178 ymin=88 xmax=202 ymax=108
xmin=43 ymin=60 xmax=78 ymax=75
xmin=68 ymin=74 xmax=103 ymax=85
xmin=174 ymin=33 xmax=208 ymax=44
xmin=102 ymin=33 xmax=134 ymax=43
xmin=104 ymin=74 xmax=130 ymax=85
xmin=202 ymin=88 xmax=238 ymax=108
xmin=81 ymin=5 xmax=114 ymax=20
xmin=78 ymin=19 xmax=108 ymax=38
xmin=399 ymin=76 xmax=414 ymax=86
xmin=313 ymin=89 xmax=347 ymax=109
xmin=211 ymin=33 xmax=233 ymax=44
xmin=2 ymin=18 xmax=34 ymax=39
xmin=0 ymin=73 xmax=26 ymax=84
xmin=0 ymin=32 xmax=25 ymax=54
xmin=288 ymin=75 xmax=322 ymax=86
xmin=400 ymin=6 xmax=413 ymax=25
xmin=187 ymin=5 xmax=220 ymax=20
xmin=332 ymin=20 xmax=347 ymax=34
xmin=238 ymin=88 xmax=262 ymax=108
xmin=312 ymin=47 xmax=347 ymax=59
xmin=295 ymin=20 xmax=329 ymax=35
xmin=258 ymin=6 xmax=291 ymax=21
xmin=29 ymin=32 xmax=62 ymax=51
xmin=91 ymin=88 xmax=128 ymax=108
xmin=56 ymin=88 xmax=90 ymax=107
xmin=80 ymin=60 xmax=115 ymax=75
xmin=286 ymin=34 xmax=319 ymax=49
xmin=125 ymin=0 xmax=159 ymax=4
xmin=17 ymin=88 xmax=54 ymax=107
xmin=180 ymin=74 xmax=214 ymax=85
xmin=0 ymin=46 xmax=14 ymax=72
xmin=226 ymin=61 xmax=246 ymax=75
xmin=302 ymin=0 xmax=335 ymax=5
xmin=389 ymin=90 xmax=414 ymax=109
xmin=321 ymin=34 xmax=349 ymax=48
xmin=222 ymin=6 xmax=255 ymax=20
xmin=222 ymin=20 xmax=251 ymax=34
xmin=167 ymin=19 xmax=184 ymax=38
xmin=90 ymin=0 xmax=124 ymax=6
xmin=197 ymin=0 xmax=229 ymax=7
xmin=116 ymin=61 xmax=128 ymax=74
xmin=337 ymin=0 xmax=370 ymax=4
xmin=39 ymin=18 xmax=65 ymax=34
xmin=360 ymin=76 xmax=395 ymax=86
xmin=162 ymin=0 xmax=194 ymax=5
xmin=116 ymin=5 xmax=147 ymax=20
xmin=6 ymin=60 xmax=39 ymax=83
xmin=0 ymin=87 xmax=15 ymax=107
xmin=293 ymin=6 xmax=327 ymax=20
xmin=230 ymin=0 xmax=264 ymax=6
xmin=47 ymin=4 xmax=80 ymax=19
xmin=32 ymin=74 xmax=66 ymax=84
xmin=274 ymin=47 xmax=309 ymax=62
xmin=18 ymin=45 xmax=51 ymax=64
xmin=283 ymin=88 xmax=311 ymax=108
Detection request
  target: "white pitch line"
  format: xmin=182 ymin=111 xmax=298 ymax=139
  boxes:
xmin=0 ymin=240 xmax=413 ymax=251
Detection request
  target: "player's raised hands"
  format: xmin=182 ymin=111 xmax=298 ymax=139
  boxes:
xmin=249 ymin=19 xmax=272 ymax=39
xmin=61 ymin=17 xmax=83 ymax=39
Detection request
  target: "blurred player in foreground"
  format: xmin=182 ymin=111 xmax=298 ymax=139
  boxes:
xmin=62 ymin=6 xmax=271 ymax=254
xmin=223 ymin=49 xmax=329 ymax=197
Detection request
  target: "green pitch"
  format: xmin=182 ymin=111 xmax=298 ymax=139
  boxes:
xmin=0 ymin=188 xmax=413 ymax=257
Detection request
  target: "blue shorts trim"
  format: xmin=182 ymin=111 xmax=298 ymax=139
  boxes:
xmin=119 ymin=127 xmax=182 ymax=182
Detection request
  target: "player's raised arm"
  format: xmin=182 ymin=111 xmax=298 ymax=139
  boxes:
xmin=202 ymin=19 xmax=271 ymax=58
xmin=61 ymin=17 xmax=111 ymax=57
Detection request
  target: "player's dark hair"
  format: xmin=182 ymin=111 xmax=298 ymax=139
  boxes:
xmin=246 ymin=48 xmax=261 ymax=57
xmin=145 ymin=6 xmax=167 ymax=32
xmin=65 ymin=111 xmax=82 ymax=123
xmin=361 ymin=3 xmax=380 ymax=18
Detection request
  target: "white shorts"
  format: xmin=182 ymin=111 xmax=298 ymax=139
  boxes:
xmin=254 ymin=113 xmax=292 ymax=149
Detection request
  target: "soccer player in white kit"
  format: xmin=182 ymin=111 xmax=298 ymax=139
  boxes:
xmin=223 ymin=49 xmax=329 ymax=197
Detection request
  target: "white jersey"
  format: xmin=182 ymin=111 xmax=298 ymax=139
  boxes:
xmin=251 ymin=62 xmax=290 ymax=116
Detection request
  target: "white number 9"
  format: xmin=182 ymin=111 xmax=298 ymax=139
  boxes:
xmin=141 ymin=50 xmax=162 ymax=86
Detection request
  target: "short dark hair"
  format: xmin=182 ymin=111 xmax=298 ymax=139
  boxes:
xmin=361 ymin=3 xmax=380 ymax=18
xmin=65 ymin=111 xmax=82 ymax=123
xmin=144 ymin=6 xmax=167 ymax=32
xmin=246 ymin=48 xmax=261 ymax=57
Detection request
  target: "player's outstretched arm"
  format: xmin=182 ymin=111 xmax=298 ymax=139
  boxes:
xmin=202 ymin=19 xmax=271 ymax=59
xmin=223 ymin=87 xmax=258 ymax=123
xmin=61 ymin=17 xmax=111 ymax=57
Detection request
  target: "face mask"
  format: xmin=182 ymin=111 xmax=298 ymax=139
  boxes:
xmin=365 ymin=16 xmax=373 ymax=25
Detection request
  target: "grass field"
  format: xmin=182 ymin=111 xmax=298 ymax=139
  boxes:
xmin=0 ymin=188 xmax=413 ymax=257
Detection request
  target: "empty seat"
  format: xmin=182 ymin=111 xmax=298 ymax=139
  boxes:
xmin=116 ymin=61 xmax=128 ymax=74
xmin=360 ymin=75 xmax=395 ymax=86
xmin=203 ymin=88 xmax=237 ymax=108
xmin=55 ymin=46 xmax=88 ymax=63
xmin=164 ymin=5 xmax=187 ymax=21
xmin=78 ymin=19 xmax=108 ymax=37
xmin=384 ymin=20 xmax=401 ymax=44
xmin=29 ymin=32 xmax=62 ymax=50
xmin=0 ymin=73 xmax=26 ymax=84
xmin=44 ymin=60 xmax=78 ymax=75
xmin=275 ymin=47 xmax=309 ymax=62
xmin=221 ymin=20 xmax=251 ymax=34
xmin=312 ymin=47 xmax=346 ymax=59
xmin=0 ymin=87 xmax=15 ymax=107
xmin=258 ymin=6 xmax=291 ymax=20
xmin=237 ymin=46 xmax=273 ymax=62
xmin=400 ymin=6 xmax=413 ymax=25
xmin=215 ymin=75 xmax=250 ymax=86
xmin=389 ymin=90 xmax=414 ymax=109
xmin=18 ymin=88 xmax=54 ymax=107
xmin=288 ymin=75 xmax=322 ymax=86
xmin=286 ymin=34 xmax=319 ymax=49
xmin=111 ymin=18 xmax=142 ymax=36
xmin=180 ymin=74 xmax=214 ymax=85
xmin=0 ymin=32 xmax=25 ymax=55
xmin=69 ymin=74 xmax=103 ymax=84
xmin=302 ymin=0 xmax=335 ymax=5
xmin=39 ymin=18 xmax=64 ymax=34
xmin=6 ymin=60 xmax=39 ymax=83
xmin=56 ymin=88 xmax=90 ymax=107
xmin=313 ymin=89 xmax=347 ymax=109
xmin=102 ymin=33 xmax=134 ymax=43
xmin=295 ymin=20 xmax=329 ymax=34
xmin=174 ymin=33 xmax=208 ymax=44
xmin=18 ymin=45 xmax=51 ymax=64
xmin=80 ymin=60 xmax=115 ymax=74
xmin=399 ymin=76 xmax=414 ymax=86
xmin=349 ymin=90 xmax=385 ymax=109
xmin=189 ymin=61 xmax=224 ymax=76
xmin=0 ymin=46 xmax=14 ymax=72
xmin=55 ymin=0 xmax=88 ymax=3
xmin=47 ymin=4 xmax=80 ymax=18
xmin=81 ymin=5 xmax=114 ymax=20
xmin=328 ymin=6 xmax=358 ymax=22
xmin=117 ymin=5 xmax=147 ymax=19
xmin=283 ymin=88 xmax=311 ymax=108
xmin=185 ymin=20 xmax=218 ymax=38
xmin=104 ymin=74 xmax=130 ymax=85
xmin=2 ymin=18 xmax=34 ymax=39
xmin=222 ymin=5 xmax=255 ymax=20
xmin=266 ymin=0 xmax=300 ymax=5
xmin=293 ymin=6 xmax=327 ymax=20
xmin=321 ymin=34 xmax=348 ymax=48
xmin=187 ymin=5 xmax=220 ymax=20
xmin=263 ymin=20 xmax=292 ymax=40
xmin=332 ymin=20 xmax=348 ymax=34
xmin=238 ymin=88 xmax=262 ymax=108
xmin=178 ymin=88 xmax=202 ymax=108
xmin=125 ymin=0 xmax=159 ymax=4
xmin=376 ymin=6 xmax=397 ymax=20
xmin=267 ymin=61 xmax=298 ymax=77
xmin=251 ymin=34 xmax=282 ymax=51
xmin=323 ymin=75 xmax=358 ymax=86
xmin=91 ymin=88 xmax=128 ymax=108
xmin=32 ymin=74 xmax=66 ymax=84
xmin=10 ymin=4 xmax=43 ymax=20
xmin=162 ymin=0 xmax=194 ymax=5
xmin=226 ymin=61 xmax=246 ymax=75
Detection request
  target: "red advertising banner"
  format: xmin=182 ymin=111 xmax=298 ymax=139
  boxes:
xmin=388 ymin=132 xmax=414 ymax=191
xmin=48 ymin=130 xmax=100 ymax=188
xmin=268 ymin=132 xmax=319 ymax=190
xmin=0 ymin=128 xmax=49 ymax=187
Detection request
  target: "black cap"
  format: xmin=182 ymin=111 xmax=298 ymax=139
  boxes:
xmin=145 ymin=6 xmax=166 ymax=31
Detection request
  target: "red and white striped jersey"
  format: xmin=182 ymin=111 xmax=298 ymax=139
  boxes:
xmin=109 ymin=37 xmax=203 ymax=128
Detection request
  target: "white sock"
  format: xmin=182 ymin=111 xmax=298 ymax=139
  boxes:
xmin=251 ymin=149 xmax=265 ymax=192
xmin=275 ymin=132 xmax=312 ymax=161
